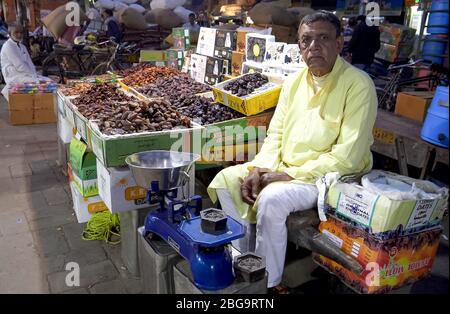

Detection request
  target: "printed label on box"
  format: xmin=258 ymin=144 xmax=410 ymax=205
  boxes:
xmin=406 ymin=199 xmax=439 ymax=230
xmin=87 ymin=201 xmax=108 ymax=214
xmin=90 ymin=131 xmax=104 ymax=164
xmin=196 ymin=27 xmax=217 ymax=57
xmin=189 ymin=54 xmax=208 ymax=84
xmin=57 ymin=93 xmax=66 ymax=117
xmin=336 ymin=187 xmax=380 ymax=227
xmin=75 ymin=115 xmax=87 ymax=141
xmin=124 ymin=186 xmax=146 ymax=201
xmin=322 ymin=230 xmax=344 ymax=248
xmin=65 ymin=103 xmax=75 ymax=126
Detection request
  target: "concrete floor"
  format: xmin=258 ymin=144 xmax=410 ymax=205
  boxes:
xmin=0 ymin=95 xmax=448 ymax=294
xmin=0 ymin=96 xmax=142 ymax=294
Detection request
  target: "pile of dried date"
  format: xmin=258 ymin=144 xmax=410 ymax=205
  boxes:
xmin=178 ymin=95 xmax=243 ymax=125
xmin=71 ymin=84 xmax=133 ymax=119
xmin=116 ymin=63 xmax=152 ymax=77
xmin=223 ymin=73 xmax=269 ymax=97
xmin=122 ymin=66 xmax=180 ymax=87
xmin=97 ymin=98 xmax=191 ymax=135
xmin=61 ymin=83 xmax=93 ymax=96
xmin=137 ymin=75 xmax=211 ymax=107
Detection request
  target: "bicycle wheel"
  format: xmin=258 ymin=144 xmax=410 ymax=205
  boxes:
xmin=42 ymin=53 xmax=64 ymax=83
xmin=91 ymin=62 xmax=108 ymax=76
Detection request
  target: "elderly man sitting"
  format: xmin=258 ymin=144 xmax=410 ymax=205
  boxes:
xmin=1 ymin=23 xmax=51 ymax=101
xmin=207 ymin=11 xmax=377 ymax=293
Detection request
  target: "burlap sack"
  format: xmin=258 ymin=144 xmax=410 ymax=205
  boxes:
xmin=287 ymin=7 xmax=316 ymax=24
xmin=42 ymin=2 xmax=87 ymax=39
xmin=121 ymin=7 xmax=148 ymax=30
xmin=145 ymin=8 xmax=183 ymax=29
xmin=249 ymin=3 xmax=296 ymax=27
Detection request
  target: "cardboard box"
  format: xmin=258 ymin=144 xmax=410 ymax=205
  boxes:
xmin=246 ymin=34 xmax=275 ymax=63
xmin=204 ymin=56 xmax=229 ymax=86
xmin=8 ymin=93 xmax=56 ymax=125
xmin=231 ymin=51 xmax=245 ymax=76
xmin=34 ymin=92 xmax=56 ymax=110
xmin=394 ymin=91 xmax=435 ymax=123
xmin=69 ymin=181 xmax=108 ymax=223
xmin=140 ymin=50 xmax=166 ymax=62
xmin=165 ymin=49 xmax=185 ymax=70
xmin=213 ymin=30 xmax=237 ymax=60
xmin=139 ymin=60 xmax=167 ymax=67
xmin=196 ymin=27 xmax=217 ymax=57
xmin=326 ymin=171 xmax=448 ymax=235
xmin=314 ymin=215 xmax=442 ymax=294
xmin=70 ymin=138 xmax=98 ymax=197
xmin=375 ymin=42 xmax=414 ymax=63
xmin=264 ymin=42 xmax=287 ymax=66
xmin=172 ymin=27 xmax=190 ymax=39
xmin=189 ymin=53 xmax=208 ymax=84
xmin=242 ymin=61 xmax=265 ymax=75
xmin=380 ymin=23 xmax=416 ymax=45
xmin=192 ymin=110 xmax=274 ymax=163
xmin=167 ymin=59 xmax=184 ymax=71
xmin=8 ymin=93 xmax=34 ymax=125
xmin=57 ymin=111 xmax=74 ymax=144
xmin=96 ymin=159 xmax=149 ymax=213
xmin=165 ymin=49 xmax=185 ymax=61
xmin=236 ymin=30 xmax=253 ymax=54
xmin=56 ymin=90 xmax=66 ymax=118
xmin=174 ymin=38 xmax=189 ymax=50
xmin=212 ymin=74 xmax=281 ymax=116
xmin=88 ymin=120 xmax=201 ymax=168
xmin=64 ymin=97 xmax=76 ymax=127
xmin=283 ymin=44 xmax=303 ymax=66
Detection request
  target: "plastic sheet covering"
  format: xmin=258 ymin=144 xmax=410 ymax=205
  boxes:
xmin=361 ymin=170 xmax=448 ymax=201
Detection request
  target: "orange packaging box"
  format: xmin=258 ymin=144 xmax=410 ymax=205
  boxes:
xmin=315 ymin=215 xmax=442 ymax=294
xmin=8 ymin=94 xmax=34 ymax=125
xmin=231 ymin=51 xmax=245 ymax=77
xmin=8 ymin=93 xmax=56 ymax=125
xmin=395 ymin=91 xmax=435 ymax=123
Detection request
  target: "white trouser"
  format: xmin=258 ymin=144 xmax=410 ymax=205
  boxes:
xmin=217 ymin=183 xmax=319 ymax=288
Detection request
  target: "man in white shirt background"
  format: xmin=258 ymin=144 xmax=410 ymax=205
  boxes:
xmin=0 ymin=23 xmax=51 ymax=101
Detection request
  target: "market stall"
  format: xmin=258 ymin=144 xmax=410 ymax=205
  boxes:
xmin=0 ymin=0 xmax=435 ymax=295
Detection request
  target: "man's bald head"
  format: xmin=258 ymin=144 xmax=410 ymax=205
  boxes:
xmin=8 ymin=22 xmax=24 ymax=42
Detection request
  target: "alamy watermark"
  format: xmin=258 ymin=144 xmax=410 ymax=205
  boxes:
xmin=169 ymin=125 xmax=268 ymax=163
xmin=65 ymin=2 xmax=82 ymax=27
xmin=365 ymin=2 xmax=381 ymax=27
xmin=65 ymin=262 xmax=80 ymax=287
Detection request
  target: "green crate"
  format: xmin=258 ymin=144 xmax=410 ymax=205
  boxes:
xmin=88 ymin=121 xmax=203 ymax=168
xmin=172 ymin=27 xmax=190 ymax=39
xmin=70 ymin=138 xmax=97 ymax=181
xmin=165 ymin=49 xmax=185 ymax=61
xmin=140 ymin=50 xmax=166 ymax=62
xmin=190 ymin=110 xmax=274 ymax=156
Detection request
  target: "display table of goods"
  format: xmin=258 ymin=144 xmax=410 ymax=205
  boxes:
xmin=56 ymin=64 xmax=278 ymax=166
xmin=117 ymin=65 xmax=276 ymax=163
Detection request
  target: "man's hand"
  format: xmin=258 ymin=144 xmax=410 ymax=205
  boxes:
xmin=240 ymin=168 xmax=266 ymax=206
xmin=260 ymin=172 xmax=293 ymax=189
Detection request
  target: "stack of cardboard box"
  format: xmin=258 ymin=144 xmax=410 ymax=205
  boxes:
xmin=314 ymin=171 xmax=447 ymax=294
xmin=68 ymin=138 xmax=107 ymax=223
xmin=8 ymin=93 xmax=56 ymax=125
xmin=376 ymin=23 xmax=416 ymax=63
xmin=188 ymin=27 xmax=235 ymax=85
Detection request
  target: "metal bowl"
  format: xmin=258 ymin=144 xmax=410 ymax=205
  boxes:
xmin=125 ymin=150 xmax=200 ymax=191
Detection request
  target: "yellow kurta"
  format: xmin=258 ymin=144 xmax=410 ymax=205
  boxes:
xmin=207 ymin=56 xmax=378 ymax=223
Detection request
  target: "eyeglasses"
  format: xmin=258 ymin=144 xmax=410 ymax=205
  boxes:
xmin=298 ymin=34 xmax=337 ymax=50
